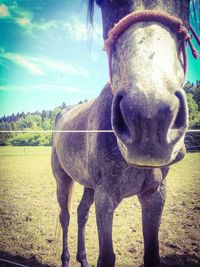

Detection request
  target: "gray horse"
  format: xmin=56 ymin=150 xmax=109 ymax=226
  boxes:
xmin=51 ymin=1 xmax=199 ymax=267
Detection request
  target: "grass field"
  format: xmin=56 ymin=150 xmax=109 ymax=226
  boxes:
xmin=0 ymin=147 xmax=200 ymax=267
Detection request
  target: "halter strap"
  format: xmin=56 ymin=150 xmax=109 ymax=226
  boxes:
xmin=104 ymin=10 xmax=200 ymax=95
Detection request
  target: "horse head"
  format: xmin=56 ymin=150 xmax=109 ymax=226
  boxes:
xmin=95 ymin=0 xmax=192 ymax=168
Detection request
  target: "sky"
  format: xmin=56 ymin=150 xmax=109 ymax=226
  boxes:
xmin=0 ymin=0 xmax=200 ymax=117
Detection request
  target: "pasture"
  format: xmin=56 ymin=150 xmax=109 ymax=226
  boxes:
xmin=0 ymin=146 xmax=200 ymax=267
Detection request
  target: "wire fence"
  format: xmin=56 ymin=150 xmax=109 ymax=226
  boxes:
xmin=0 ymin=129 xmax=200 ymax=133
xmin=0 ymin=130 xmax=199 ymax=155
xmin=0 ymin=130 xmax=114 ymax=133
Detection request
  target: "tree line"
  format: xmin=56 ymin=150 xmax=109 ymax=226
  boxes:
xmin=184 ymin=80 xmax=200 ymax=128
xmin=0 ymin=100 xmax=87 ymax=146
xmin=0 ymin=81 xmax=200 ymax=146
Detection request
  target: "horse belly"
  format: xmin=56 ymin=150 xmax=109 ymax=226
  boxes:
xmin=55 ymin=132 xmax=93 ymax=188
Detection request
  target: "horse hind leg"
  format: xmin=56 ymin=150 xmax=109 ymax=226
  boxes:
xmin=52 ymin=150 xmax=74 ymax=267
xmin=76 ymin=187 xmax=94 ymax=267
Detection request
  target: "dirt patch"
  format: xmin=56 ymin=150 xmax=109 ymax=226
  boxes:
xmin=0 ymin=147 xmax=200 ymax=267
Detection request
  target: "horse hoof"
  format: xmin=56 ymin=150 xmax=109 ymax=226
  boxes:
xmin=81 ymin=259 xmax=90 ymax=267
xmin=62 ymin=262 xmax=69 ymax=267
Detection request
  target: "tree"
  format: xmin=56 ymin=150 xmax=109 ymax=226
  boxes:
xmin=60 ymin=102 xmax=67 ymax=109
xmin=186 ymin=94 xmax=200 ymax=128
xmin=193 ymin=83 xmax=200 ymax=109
xmin=41 ymin=110 xmax=49 ymax=122
xmin=0 ymin=122 xmax=12 ymax=145
xmin=42 ymin=118 xmax=52 ymax=130
xmin=183 ymin=81 xmax=195 ymax=94
xmin=51 ymin=107 xmax=62 ymax=120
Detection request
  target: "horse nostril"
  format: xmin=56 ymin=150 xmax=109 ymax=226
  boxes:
xmin=173 ymin=91 xmax=187 ymax=129
xmin=112 ymin=94 xmax=132 ymax=142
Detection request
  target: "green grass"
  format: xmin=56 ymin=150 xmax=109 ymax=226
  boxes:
xmin=0 ymin=147 xmax=200 ymax=267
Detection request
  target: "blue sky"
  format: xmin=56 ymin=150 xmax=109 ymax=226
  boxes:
xmin=0 ymin=0 xmax=200 ymax=117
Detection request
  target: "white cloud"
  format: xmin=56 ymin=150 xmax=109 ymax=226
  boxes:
xmin=28 ymin=20 xmax=59 ymax=31
xmin=36 ymin=84 xmax=81 ymax=93
xmin=16 ymin=18 xmax=30 ymax=26
xmin=1 ymin=52 xmax=44 ymax=76
xmin=31 ymin=56 xmax=91 ymax=78
xmin=0 ymin=84 xmax=81 ymax=93
xmin=9 ymin=10 xmax=103 ymax=46
xmin=1 ymin=3 xmax=33 ymax=27
xmin=0 ymin=52 xmax=92 ymax=78
xmin=0 ymin=85 xmax=29 ymax=92
xmin=64 ymin=17 xmax=87 ymax=42
xmin=0 ymin=4 xmax=9 ymax=17
xmin=31 ymin=57 xmax=78 ymax=76
xmin=90 ymin=51 xmax=100 ymax=61
xmin=64 ymin=16 xmax=102 ymax=44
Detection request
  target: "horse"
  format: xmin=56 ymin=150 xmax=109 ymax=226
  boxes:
xmin=51 ymin=1 xmax=199 ymax=266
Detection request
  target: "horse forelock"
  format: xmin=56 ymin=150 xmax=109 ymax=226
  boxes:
xmin=88 ymin=0 xmax=199 ymax=37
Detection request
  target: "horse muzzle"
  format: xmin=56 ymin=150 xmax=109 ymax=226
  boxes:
xmin=112 ymin=90 xmax=188 ymax=167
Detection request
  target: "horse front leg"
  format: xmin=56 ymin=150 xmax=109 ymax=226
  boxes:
xmin=56 ymin=175 xmax=73 ymax=267
xmin=52 ymin=148 xmax=73 ymax=267
xmin=76 ymin=187 xmax=94 ymax=267
xmin=138 ymin=181 xmax=166 ymax=267
xmin=94 ymin=187 xmax=120 ymax=267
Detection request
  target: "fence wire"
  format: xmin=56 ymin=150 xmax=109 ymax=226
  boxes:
xmin=0 ymin=130 xmax=200 ymax=133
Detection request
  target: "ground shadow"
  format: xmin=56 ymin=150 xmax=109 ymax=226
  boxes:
xmin=1 ymin=252 xmax=200 ymax=267
xmin=138 ymin=253 xmax=200 ymax=267
xmin=0 ymin=251 xmax=54 ymax=267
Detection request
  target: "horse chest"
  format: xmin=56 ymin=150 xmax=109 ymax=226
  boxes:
xmin=119 ymin=166 xmax=147 ymax=198
xmin=92 ymin=161 xmax=164 ymax=200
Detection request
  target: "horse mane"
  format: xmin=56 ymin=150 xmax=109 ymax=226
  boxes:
xmin=87 ymin=0 xmax=95 ymax=26
xmin=87 ymin=0 xmax=200 ymax=29
xmin=190 ymin=0 xmax=200 ymax=29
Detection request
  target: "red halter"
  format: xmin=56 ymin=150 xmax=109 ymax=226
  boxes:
xmin=104 ymin=10 xmax=200 ymax=95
